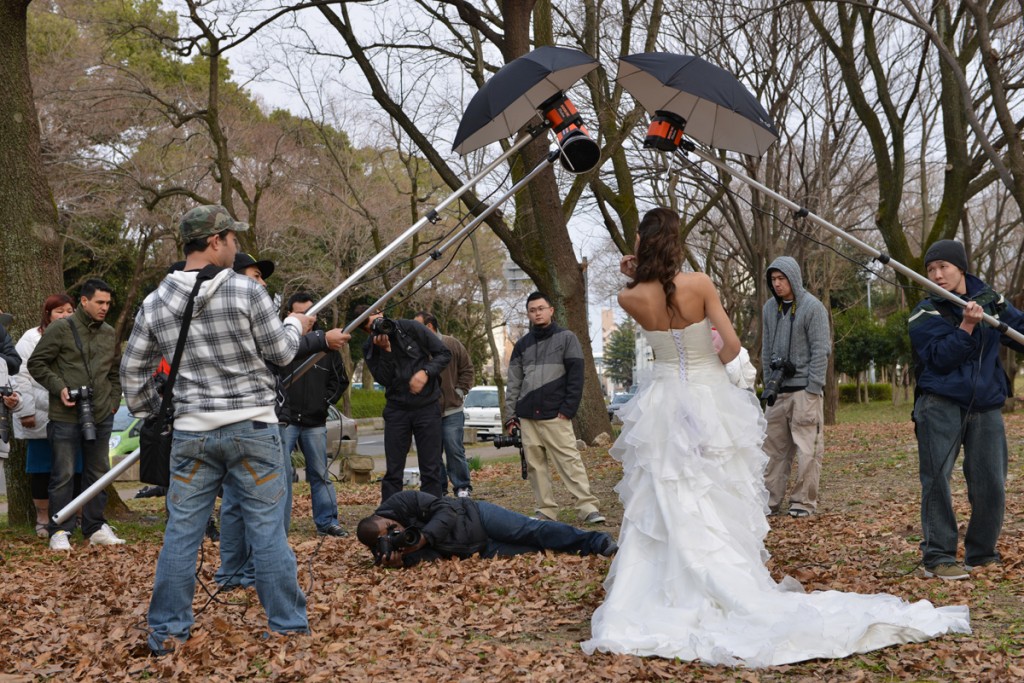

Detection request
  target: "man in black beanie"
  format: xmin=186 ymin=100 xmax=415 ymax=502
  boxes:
xmin=908 ymin=239 xmax=1024 ymax=580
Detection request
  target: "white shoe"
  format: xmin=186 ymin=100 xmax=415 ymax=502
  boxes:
xmin=89 ymin=523 xmax=126 ymax=546
xmin=49 ymin=530 xmax=72 ymax=551
xmin=456 ymin=489 xmax=471 ymax=498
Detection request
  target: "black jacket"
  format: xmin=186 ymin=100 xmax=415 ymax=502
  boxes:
xmin=273 ymin=329 xmax=345 ymax=424
xmin=280 ymin=331 xmax=348 ymax=427
xmin=363 ymin=319 xmax=452 ymax=410
xmin=375 ymin=490 xmax=488 ymax=566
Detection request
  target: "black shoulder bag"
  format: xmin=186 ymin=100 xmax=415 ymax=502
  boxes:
xmin=138 ymin=276 xmax=207 ymax=487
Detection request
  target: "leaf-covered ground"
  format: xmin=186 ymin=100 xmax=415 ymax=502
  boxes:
xmin=2 ymin=406 xmax=1023 ymax=682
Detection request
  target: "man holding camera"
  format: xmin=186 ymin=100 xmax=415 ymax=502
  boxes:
xmin=761 ymin=257 xmax=831 ymax=518
xmin=505 ymin=292 xmax=603 ymax=525
xmin=356 ymin=306 xmax=451 ymax=502
xmin=28 ymin=279 xmax=125 ymax=550
xmin=355 ymin=490 xmax=618 ymax=568
xmin=413 ymin=311 xmax=475 ymax=498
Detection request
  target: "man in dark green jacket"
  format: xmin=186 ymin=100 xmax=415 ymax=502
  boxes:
xmin=28 ymin=279 xmax=124 ymax=550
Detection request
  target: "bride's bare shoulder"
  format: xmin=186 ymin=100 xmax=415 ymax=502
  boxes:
xmin=673 ymin=271 xmax=713 ymax=290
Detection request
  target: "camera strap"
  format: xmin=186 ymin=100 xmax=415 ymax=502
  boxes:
xmin=66 ymin=319 xmax=95 ymax=387
xmin=158 ymin=272 xmax=213 ymax=421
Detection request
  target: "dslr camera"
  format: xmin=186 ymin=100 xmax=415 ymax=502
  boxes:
xmin=373 ymin=525 xmax=422 ymax=566
xmin=760 ymin=357 xmax=797 ymax=407
xmin=494 ymin=421 xmax=528 ymax=480
xmin=0 ymin=384 xmax=13 ymax=444
xmin=67 ymin=385 xmax=97 ymax=442
xmin=369 ymin=316 xmax=396 ymax=336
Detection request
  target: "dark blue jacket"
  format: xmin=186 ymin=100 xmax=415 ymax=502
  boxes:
xmin=909 ymin=273 xmax=1024 ymax=410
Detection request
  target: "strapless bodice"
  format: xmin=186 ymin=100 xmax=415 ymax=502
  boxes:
xmin=643 ymin=319 xmax=726 ymax=383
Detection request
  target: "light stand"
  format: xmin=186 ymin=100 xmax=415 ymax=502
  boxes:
xmin=675 ymin=140 xmax=1024 ymax=346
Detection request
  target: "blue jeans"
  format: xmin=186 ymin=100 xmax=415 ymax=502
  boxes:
xmin=47 ymin=416 xmax=114 ymax=537
xmin=148 ymin=421 xmax=307 ymax=653
xmin=441 ymin=411 xmax=472 ymax=494
xmin=215 ymin=426 xmax=301 ymax=587
xmin=915 ymin=393 xmax=1007 ymax=568
xmin=281 ymin=424 xmax=338 ymax=531
xmin=475 ymin=501 xmax=609 ymax=557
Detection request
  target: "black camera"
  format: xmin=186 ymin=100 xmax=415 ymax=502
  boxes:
xmin=760 ymin=357 xmax=797 ymax=407
xmin=373 ymin=525 xmax=422 ymax=566
xmin=369 ymin=316 xmax=396 ymax=336
xmin=0 ymin=384 xmax=13 ymax=444
xmin=494 ymin=425 xmax=528 ymax=480
xmin=67 ymin=385 xmax=97 ymax=442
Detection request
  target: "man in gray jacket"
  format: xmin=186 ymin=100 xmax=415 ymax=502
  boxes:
xmin=761 ymin=257 xmax=831 ymax=518
xmin=505 ymin=292 xmax=603 ymax=525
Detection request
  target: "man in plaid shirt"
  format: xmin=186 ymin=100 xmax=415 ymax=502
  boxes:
xmin=121 ymin=205 xmax=314 ymax=655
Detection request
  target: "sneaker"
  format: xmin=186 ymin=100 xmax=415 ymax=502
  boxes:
xmin=531 ymin=512 xmax=556 ymax=522
xmin=923 ymin=563 xmax=970 ymax=580
xmin=89 ymin=523 xmax=126 ymax=546
xmin=584 ymin=511 xmax=606 ymax=525
xmin=205 ymin=516 xmax=220 ymax=543
xmin=456 ymin=488 xmax=471 ymax=498
xmin=49 ymin=530 xmax=72 ymax=551
xmin=134 ymin=485 xmax=167 ymax=499
xmin=788 ymin=508 xmax=811 ymax=518
xmin=318 ymin=523 xmax=349 ymax=538
xmin=965 ymin=560 xmax=1000 ymax=572
xmin=598 ymin=536 xmax=619 ymax=557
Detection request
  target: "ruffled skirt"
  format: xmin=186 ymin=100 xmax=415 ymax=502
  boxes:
xmin=582 ymin=364 xmax=970 ymax=667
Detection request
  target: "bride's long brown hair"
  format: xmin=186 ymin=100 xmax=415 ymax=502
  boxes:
xmin=626 ymin=207 xmax=683 ymax=301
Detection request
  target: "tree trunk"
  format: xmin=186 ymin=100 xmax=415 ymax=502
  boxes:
xmin=0 ymin=1 xmax=64 ymax=527
xmin=0 ymin=1 xmax=128 ymax=526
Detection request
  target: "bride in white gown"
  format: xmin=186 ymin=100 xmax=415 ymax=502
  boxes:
xmin=581 ymin=208 xmax=970 ymax=667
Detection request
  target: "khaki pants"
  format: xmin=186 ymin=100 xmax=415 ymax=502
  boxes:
xmin=519 ymin=417 xmax=599 ymax=520
xmin=763 ymin=391 xmax=824 ymax=513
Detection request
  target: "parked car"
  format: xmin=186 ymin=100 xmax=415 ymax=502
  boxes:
xmin=110 ymin=400 xmax=356 ymax=465
xmin=109 ymin=402 xmax=142 ymax=464
xmin=607 ymin=392 xmax=633 ymax=421
xmin=463 ymin=385 xmax=502 ymax=439
xmin=324 ymin=403 xmax=357 ymax=458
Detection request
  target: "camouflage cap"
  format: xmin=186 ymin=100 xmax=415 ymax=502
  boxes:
xmin=179 ymin=205 xmax=249 ymax=242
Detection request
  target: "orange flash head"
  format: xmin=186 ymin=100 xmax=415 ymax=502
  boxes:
xmin=540 ymin=93 xmax=601 ymax=173
xmin=644 ymin=110 xmax=687 ymax=151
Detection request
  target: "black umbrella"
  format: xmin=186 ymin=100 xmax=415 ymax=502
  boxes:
xmin=616 ymin=52 xmax=779 ymax=157
xmin=453 ymin=46 xmax=599 ymax=156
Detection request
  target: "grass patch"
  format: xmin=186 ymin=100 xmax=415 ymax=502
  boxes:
xmin=836 ymin=398 xmax=914 ymax=424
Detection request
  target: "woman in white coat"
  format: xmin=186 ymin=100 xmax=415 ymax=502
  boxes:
xmin=12 ymin=294 xmax=75 ymax=537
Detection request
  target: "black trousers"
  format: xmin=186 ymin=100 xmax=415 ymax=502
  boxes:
xmin=381 ymin=402 xmax=444 ymax=501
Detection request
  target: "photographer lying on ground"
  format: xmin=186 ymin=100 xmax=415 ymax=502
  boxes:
xmin=356 ymin=490 xmax=618 ymax=568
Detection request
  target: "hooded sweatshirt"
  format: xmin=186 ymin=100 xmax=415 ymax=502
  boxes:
xmin=761 ymin=256 xmax=831 ymax=395
xmin=120 ymin=267 xmax=302 ymax=431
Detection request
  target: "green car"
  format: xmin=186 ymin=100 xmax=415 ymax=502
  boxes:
xmin=109 ymin=402 xmax=142 ymax=466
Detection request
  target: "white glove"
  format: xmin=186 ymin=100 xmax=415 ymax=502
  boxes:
xmin=725 ymin=347 xmax=758 ymax=391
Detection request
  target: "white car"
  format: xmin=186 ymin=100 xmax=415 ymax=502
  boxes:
xmin=463 ymin=385 xmax=503 ymax=439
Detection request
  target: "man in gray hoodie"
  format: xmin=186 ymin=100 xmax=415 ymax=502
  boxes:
xmin=760 ymin=257 xmax=831 ymax=518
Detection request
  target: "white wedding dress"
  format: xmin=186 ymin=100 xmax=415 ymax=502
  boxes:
xmin=581 ymin=321 xmax=970 ymax=667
